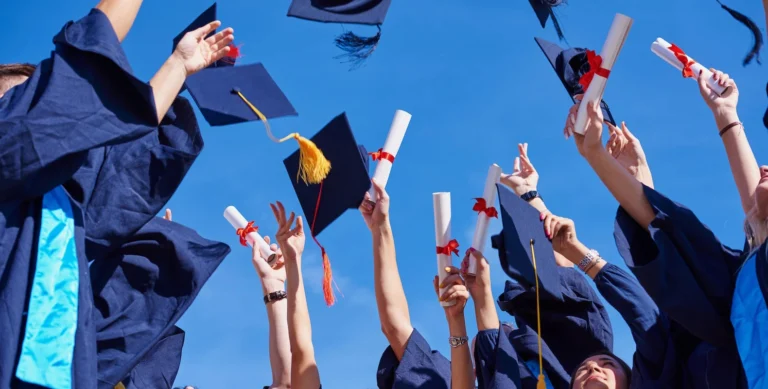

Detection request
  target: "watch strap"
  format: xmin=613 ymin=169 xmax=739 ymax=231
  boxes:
xmin=521 ymin=190 xmax=541 ymax=202
xmin=263 ymin=290 xmax=287 ymax=304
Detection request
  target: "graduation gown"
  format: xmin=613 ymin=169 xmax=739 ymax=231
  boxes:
xmin=91 ymin=217 xmax=229 ymax=388
xmin=120 ymin=326 xmax=185 ymax=389
xmin=0 ymin=9 xmax=205 ymax=389
xmin=497 ymin=267 xmax=614 ymax=374
xmin=613 ymin=185 xmax=747 ymax=388
xmin=376 ymin=328 xmax=451 ymax=389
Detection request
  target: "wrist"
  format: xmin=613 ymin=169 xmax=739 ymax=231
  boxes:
xmin=168 ymin=52 xmax=188 ymax=78
xmin=446 ymin=314 xmax=467 ymax=335
xmin=372 ymin=221 xmax=392 ymax=236
xmin=261 ymin=278 xmax=285 ymax=294
xmin=714 ymin=110 xmax=739 ymax=130
xmin=527 ymin=197 xmax=547 ymax=213
xmin=563 ymin=239 xmax=590 ymax=265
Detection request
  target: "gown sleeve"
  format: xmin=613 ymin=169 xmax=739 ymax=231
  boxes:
xmin=613 ymin=185 xmax=742 ymax=348
xmin=376 ymin=328 xmax=451 ymax=389
xmin=120 ymin=326 xmax=185 ymax=389
xmin=594 ymin=263 xmax=681 ymax=387
xmin=0 ymin=8 xmax=158 ymax=203
xmin=90 ymin=217 xmax=230 ymax=387
xmin=474 ymin=327 xmax=522 ymax=389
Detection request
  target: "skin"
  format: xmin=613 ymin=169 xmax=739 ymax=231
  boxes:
xmin=571 ymin=354 xmax=629 ymax=389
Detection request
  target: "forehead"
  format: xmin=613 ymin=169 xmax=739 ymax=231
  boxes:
xmin=582 ymin=354 xmax=618 ymax=366
xmin=0 ymin=75 xmax=29 ymax=95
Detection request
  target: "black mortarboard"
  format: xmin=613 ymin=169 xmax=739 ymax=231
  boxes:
xmin=283 ymin=112 xmax=370 ymax=306
xmin=535 ymin=37 xmax=617 ymax=126
xmin=716 ymin=0 xmax=762 ymax=66
xmin=528 ymin=0 xmax=566 ymax=40
xmin=287 ymin=0 xmax=393 ymax=68
xmin=492 ymin=184 xmax=563 ymax=302
xmin=172 ymin=3 xmax=237 ymax=69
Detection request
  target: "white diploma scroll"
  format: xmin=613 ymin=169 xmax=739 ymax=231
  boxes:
xmin=574 ymin=13 xmax=633 ymax=135
xmin=368 ymin=110 xmax=412 ymax=200
xmin=651 ymin=37 xmax=727 ymax=96
xmin=433 ymin=192 xmax=456 ymax=307
xmin=468 ymin=164 xmax=502 ymax=275
xmin=223 ymin=206 xmax=277 ymax=266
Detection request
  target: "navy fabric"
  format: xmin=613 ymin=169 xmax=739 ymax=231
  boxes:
xmin=172 ymin=3 xmax=234 ymax=69
xmin=497 ymin=266 xmax=613 ymax=375
xmin=493 ymin=184 xmax=563 ymax=302
xmin=376 ymin=328 xmax=451 ymax=389
xmin=283 ymin=113 xmax=371 ymax=237
xmin=534 ymin=37 xmax=616 ymax=126
xmin=287 ymin=0 xmax=392 ymax=25
xmin=528 ymin=0 xmax=559 ymax=28
xmin=506 ymin=325 xmax=570 ymax=389
xmin=594 ymin=263 xmax=681 ymax=388
xmin=91 ymin=217 xmax=229 ymax=388
xmin=474 ymin=327 xmax=522 ymax=389
xmin=121 ymin=326 xmax=185 ymax=389
xmin=184 ymin=63 xmax=297 ymax=127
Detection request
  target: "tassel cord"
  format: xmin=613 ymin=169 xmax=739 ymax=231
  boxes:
xmin=530 ymin=239 xmax=546 ymax=388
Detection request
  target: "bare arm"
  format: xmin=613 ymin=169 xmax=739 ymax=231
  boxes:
xmin=263 ymin=279 xmax=291 ymax=389
xmin=285 ymin=254 xmax=321 ymax=389
xmin=149 ymin=54 xmax=186 ymax=124
xmin=447 ymin=314 xmax=475 ymax=389
xmin=95 ymin=0 xmax=142 ymax=42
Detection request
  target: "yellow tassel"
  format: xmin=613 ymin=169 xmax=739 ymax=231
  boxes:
xmin=232 ymin=89 xmax=331 ymax=184
xmin=531 ymin=239 xmax=546 ymax=389
xmin=115 ymin=383 xmax=126 ymax=389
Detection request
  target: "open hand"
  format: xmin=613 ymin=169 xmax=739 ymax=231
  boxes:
xmin=434 ymin=267 xmax=469 ymax=318
xmin=359 ymin=179 xmax=390 ymax=231
xmin=269 ymin=201 xmax=305 ymax=262
xmin=174 ymin=20 xmax=234 ymax=76
xmin=605 ymin=121 xmax=648 ymax=177
xmin=500 ymin=143 xmax=539 ymax=196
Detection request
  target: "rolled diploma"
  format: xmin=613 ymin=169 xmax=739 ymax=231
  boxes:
xmin=223 ymin=206 xmax=277 ymax=265
xmin=368 ymin=110 xmax=412 ymax=199
xmin=651 ymin=38 xmax=727 ymax=96
xmin=468 ymin=164 xmax=502 ymax=275
xmin=574 ymin=13 xmax=633 ymax=135
xmin=433 ymin=192 xmax=456 ymax=307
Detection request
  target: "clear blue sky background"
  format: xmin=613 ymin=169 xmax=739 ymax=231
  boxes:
xmin=3 ymin=0 xmax=768 ymax=387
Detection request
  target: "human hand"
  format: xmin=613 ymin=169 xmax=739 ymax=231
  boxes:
xmin=434 ymin=266 xmax=469 ymax=319
xmin=542 ymin=213 xmax=579 ymax=259
xmin=460 ymin=249 xmax=491 ymax=299
xmin=251 ymin=236 xmax=287 ymax=293
xmin=605 ymin=121 xmax=648 ymax=178
xmin=359 ymin=179 xmax=390 ymax=231
xmin=173 ymin=20 xmax=234 ymax=76
xmin=500 ymin=143 xmax=539 ymax=196
xmin=565 ymin=95 xmax=604 ymax=158
xmin=269 ymin=201 xmax=305 ymax=262
xmin=697 ymin=68 xmax=739 ymax=123
xmin=162 ymin=208 xmax=172 ymax=221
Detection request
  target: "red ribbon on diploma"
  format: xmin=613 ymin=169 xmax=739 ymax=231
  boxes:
xmin=236 ymin=221 xmax=258 ymax=246
xmin=578 ymin=50 xmax=611 ymax=91
xmin=473 ymin=198 xmax=499 ymax=218
xmin=668 ymin=43 xmax=695 ymax=78
xmin=436 ymin=239 xmax=460 ymax=257
xmin=369 ymin=148 xmax=395 ymax=163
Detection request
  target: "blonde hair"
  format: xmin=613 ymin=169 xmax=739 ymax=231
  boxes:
xmin=744 ymin=206 xmax=768 ymax=251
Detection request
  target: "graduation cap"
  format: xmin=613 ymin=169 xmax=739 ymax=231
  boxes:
xmin=716 ymin=0 xmax=762 ymax=66
xmin=528 ymin=0 xmax=566 ymax=41
xmin=185 ymin=63 xmax=331 ymax=184
xmin=535 ymin=37 xmax=617 ymax=126
xmin=287 ymin=0 xmax=393 ymax=68
xmin=172 ymin=3 xmax=239 ymax=68
xmin=283 ymin=113 xmax=371 ymax=306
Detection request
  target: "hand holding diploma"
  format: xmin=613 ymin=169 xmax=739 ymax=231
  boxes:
xmin=468 ymin=164 xmax=501 ymax=275
xmin=434 ymin=192 xmax=458 ymax=307
xmin=224 ymin=206 xmax=278 ymax=266
xmin=651 ymin=38 xmax=727 ymax=96
xmin=368 ymin=110 xmax=412 ymax=200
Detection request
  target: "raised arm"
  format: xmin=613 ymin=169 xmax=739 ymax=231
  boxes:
xmin=252 ymin=236 xmax=291 ymax=389
xmin=271 ymin=202 xmax=320 ymax=389
xmin=697 ymin=70 xmax=758 ymax=216
xmin=95 ymin=0 xmax=142 ymax=42
xmin=604 ymin=121 xmax=654 ymax=189
xmin=434 ymin=268 xmax=473 ymax=389
xmin=149 ymin=21 xmax=233 ymax=123
xmin=359 ymin=180 xmax=413 ymax=359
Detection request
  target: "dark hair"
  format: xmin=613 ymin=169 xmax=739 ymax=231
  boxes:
xmin=0 ymin=63 xmax=36 ymax=78
xmin=569 ymin=350 xmax=632 ymax=388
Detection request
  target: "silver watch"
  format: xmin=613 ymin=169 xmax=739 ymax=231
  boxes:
xmin=449 ymin=336 xmax=469 ymax=348
xmin=577 ymin=249 xmax=600 ymax=272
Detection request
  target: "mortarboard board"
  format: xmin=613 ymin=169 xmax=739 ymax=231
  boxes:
xmin=172 ymin=3 xmax=238 ymax=69
xmin=493 ymin=184 xmax=563 ymax=302
xmin=283 ymin=112 xmax=371 ymax=305
xmin=528 ymin=0 xmax=566 ymax=41
xmin=287 ymin=0 xmax=393 ymax=68
xmin=716 ymin=0 xmax=762 ymax=66
xmin=535 ymin=37 xmax=617 ymax=126
xmin=185 ymin=63 xmax=330 ymax=184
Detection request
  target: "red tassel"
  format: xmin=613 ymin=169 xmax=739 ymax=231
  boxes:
xmin=321 ymin=249 xmax=335 ymax=306
xmin=222 ymin=43 xmax=242 ymax=64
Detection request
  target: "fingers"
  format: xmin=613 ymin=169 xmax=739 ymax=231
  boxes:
xmin=270 ymin=244 xmax=279 ymax=252
xmin=621 ymin=121 xmax=637 ymax=142
xmin=192 ymin=20 xmax=221 ymax=39
xmin=469 ymin=248 xmax=487 ymax=263
xmin=433 ymin=275 xmax=439 ymax=296
xmin=269 ymin=203 xmax=281 ymax=225
xmin=285 ymin=212 xmax=296 ymax=233
xmin=205 ymin=27 xmax=234 ymax=46
xmin=371 ymin=178 xmax=389 ymax=203
xmin=513 ymin=157 xmax=521 ymax=174
xmin=293 ymin=216 xmax=304 ymax=236
xmin=264 ymin=236 xmax=270 ymax=245
xmin=440 ymin=284 xmax=470 ymax=303
xmin=272 ymin=256 xmax=286 ymax=271
xmin=439 ymin=273 xmax=463 ymax=288
xmin=276 ymin=201 xmax=286 ymax=225
xmin=547 ymin=214 xmax=558 ymax=239
xmin=164 ymin=208 xmax=172 ymax=221
xmin=573 ymin=93 xmax=584 ymax=101
xmin=460 ymin=254 xmax=469 ymax=274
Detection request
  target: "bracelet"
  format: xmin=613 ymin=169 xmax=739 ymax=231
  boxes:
xmin=521 ymin=190 xmax=541 ymax=202
xmin=577 ymin=249 xmax=599 ymax=273
xmin=719 ymin=121 xmax=741 ymax=137
xmin=263 ymin=290 xmax=287 ymax=304
xmin=584 ymin=258 xmax=601 ymax=274
xmin=449 ymin=336 xmax=469 ymax=348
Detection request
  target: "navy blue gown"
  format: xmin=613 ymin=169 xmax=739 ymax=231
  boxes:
xmin=120 ymin=326 xmax=185 ymax=389
xmin=377 ymin=328 xmax=451 ymax=389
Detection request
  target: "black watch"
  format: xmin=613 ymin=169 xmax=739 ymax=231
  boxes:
xmin=521 ymin=190 xmax=541 ymax=202
xmin=263 ymin=290 xmax=287 ymax=304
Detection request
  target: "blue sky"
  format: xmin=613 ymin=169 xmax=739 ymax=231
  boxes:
xmin=4 ymin=0 xmax=768 ymax=387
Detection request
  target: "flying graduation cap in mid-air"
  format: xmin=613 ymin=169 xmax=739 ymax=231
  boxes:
xmin=287 ymin=0 xmax=393 ymax=69
xmin=528 ymin=0 xmax=567 ymax=41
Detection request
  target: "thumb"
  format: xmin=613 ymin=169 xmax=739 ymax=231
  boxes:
xmin=621 ymin=121 xmax=637 ymax=141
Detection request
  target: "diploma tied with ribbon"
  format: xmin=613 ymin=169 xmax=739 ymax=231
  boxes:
xmin=433 ymin=192 xmax=458 ymax=307
xmin=369 ymin=110 xmax=412 ymax=199
xmin=574 ymin=13 xmax=633 ymax=135
xmin=468 ymin=164 xmax=501 ymax=275
xmin=651 ymin=37 xmax=727 ymax=96
xmin=223 ymin=206 xmax=277 ymax=266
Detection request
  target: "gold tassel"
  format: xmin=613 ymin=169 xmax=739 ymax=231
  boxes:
xmin=232 ymin=89 xmax=331 ymax=184
xmin=115 ymin=383 xmax=126 ymax=389
xmin=531 ymin=239 xmax=546 ymax=389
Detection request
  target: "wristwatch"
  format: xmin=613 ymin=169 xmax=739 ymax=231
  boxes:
xmin=521 ymin=190 xmax=541 ymax=202
xmin=263 ymin=290 xmax=287 ymax=304
xmin=449 ymin=336 xmax=469 ymax=348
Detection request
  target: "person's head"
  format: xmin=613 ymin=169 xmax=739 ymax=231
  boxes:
xmin=570 ymin=351 xmax=630 ymax=389
xmin=746 ymin=165 xmax=768 ymax=249
xmin=0 ymin=63 xmax=35 ymax=98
